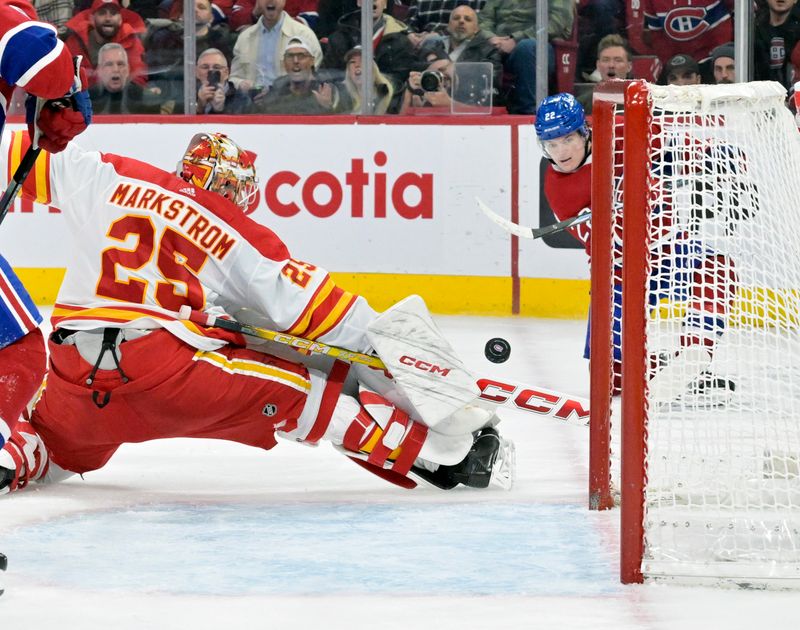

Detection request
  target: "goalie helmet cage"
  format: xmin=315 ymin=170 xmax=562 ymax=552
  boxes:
xmin=590 ymin=79 xmax=800 ymax=587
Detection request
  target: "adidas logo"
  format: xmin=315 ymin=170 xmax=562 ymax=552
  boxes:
xmin=179 ymin=186 xmax=196 ymax=196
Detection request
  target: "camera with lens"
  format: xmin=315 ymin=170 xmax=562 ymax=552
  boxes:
xmin=419 ymin=70 xmax=445 ymax=92
xmin=207 ymin=69 xmax=222 ymax=87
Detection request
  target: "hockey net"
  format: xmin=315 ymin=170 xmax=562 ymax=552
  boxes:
xmin=591 ymin=80 xmax=800 ymax=586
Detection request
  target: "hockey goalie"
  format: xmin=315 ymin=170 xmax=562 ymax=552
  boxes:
xmin=0 ymin=131 xmax=514 ymax=494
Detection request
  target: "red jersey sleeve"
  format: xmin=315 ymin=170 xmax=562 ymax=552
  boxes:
xmin=543 ymin=160 xmax=592 ymax=255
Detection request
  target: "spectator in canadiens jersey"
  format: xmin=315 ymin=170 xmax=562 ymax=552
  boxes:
xmin=754 ymin=0 xmax=800 ymax=89
xmin=641 ymin=0 xmax=734 ymax=74
xmin=0 ymin=0 xmax=92 ymax=463
xmin=63 ymin=0 xmax=150 ymax=87
xmin=0 ymin=130 xmax=514 ymax=494
xmin=534 ymin=93 xmax=738 ymax=397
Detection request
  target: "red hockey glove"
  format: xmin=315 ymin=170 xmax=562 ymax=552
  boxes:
xmin=26 ymin=58 xmax=92 ymax=154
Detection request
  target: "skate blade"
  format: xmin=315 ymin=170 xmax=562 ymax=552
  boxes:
xmin=489 ymin=438 xmax=516 ymax=490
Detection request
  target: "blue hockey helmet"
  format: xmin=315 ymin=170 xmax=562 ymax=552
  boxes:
xmin=534 ymin=93 xmax=588 ymax=141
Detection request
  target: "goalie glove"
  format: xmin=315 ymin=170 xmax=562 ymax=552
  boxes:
xmin=26 ymin=56 xmax=92 ymax=154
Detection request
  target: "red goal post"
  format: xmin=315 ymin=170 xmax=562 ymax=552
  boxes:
xmin=591 ymin=79 xmax=800 ymax=587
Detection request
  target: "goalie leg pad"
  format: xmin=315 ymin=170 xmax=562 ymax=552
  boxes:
xmin=338 ymin=398 xmax=427 ymax=476
xmin=365 ymin=295 xmax=485 ymax=431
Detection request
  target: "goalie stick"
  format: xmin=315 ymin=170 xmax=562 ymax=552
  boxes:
xmin=178 ymin=306 xmax=590 ymax=427
xmin=476 ymin=197 xmax=590 ymax=240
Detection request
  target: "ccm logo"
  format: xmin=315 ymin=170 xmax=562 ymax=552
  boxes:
xmin=477 ymin=378 xmax=589 ymax=422
xmin=399 ymin=355 xmax=451 ymax=376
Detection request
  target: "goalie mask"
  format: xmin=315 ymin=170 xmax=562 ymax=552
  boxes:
xmin=179 ymin=133 xmax=258 ymax=210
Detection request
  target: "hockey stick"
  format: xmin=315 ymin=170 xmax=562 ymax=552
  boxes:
xmin=0 ymin=146 xmax=41 ymax=226
xmin=178 ymin=306 xmax=590 ymax=427
xmin=476 ymin=197 xmax=591 ymax=240
xmin=179 ymin=306 xmax=386 ymax=368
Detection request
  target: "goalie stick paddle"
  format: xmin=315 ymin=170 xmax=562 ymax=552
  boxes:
xmin=476 ymin=197 xmax=591 ymax=240
xmin=0 ymin=146 xmax=41 ymax=226
xmin=178 ymin=307 xmax=590 ymax=427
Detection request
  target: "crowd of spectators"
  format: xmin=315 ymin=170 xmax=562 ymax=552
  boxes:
xmin=22 ymin=0 xmax=800 ymax=116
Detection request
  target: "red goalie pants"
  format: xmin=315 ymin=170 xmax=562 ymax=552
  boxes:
xmin=31 ymin=329 xmax=311 ymax=474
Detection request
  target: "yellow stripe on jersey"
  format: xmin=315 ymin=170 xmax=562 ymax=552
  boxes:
xmin=193 ymin=350 xmax=311 ymax=393
xmin=287 ymin=277 xmax=335 ymax=337
xmin=51 ymin=305 xmax=174 ymax=324
xmin=33 ymin=148 xmax=50 ymax=204
xmin=9 ymin=132 xmax=23 ymax=184
xmin=305 ymin=290 xmax=356 ymax=341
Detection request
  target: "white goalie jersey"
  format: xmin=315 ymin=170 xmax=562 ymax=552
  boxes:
xmin=0 ymin=131 xmax=378 ymax=352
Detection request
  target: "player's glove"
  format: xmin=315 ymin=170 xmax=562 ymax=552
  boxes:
xmin=25 ymin=56 xmax=92 ymax=154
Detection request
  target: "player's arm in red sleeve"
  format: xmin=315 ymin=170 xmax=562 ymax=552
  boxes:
xmin=544 ymin=163 xmax=593 ymax=254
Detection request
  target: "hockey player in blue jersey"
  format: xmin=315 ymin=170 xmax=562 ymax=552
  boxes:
xmin=0 ymin=0 xmax=91 ymax=461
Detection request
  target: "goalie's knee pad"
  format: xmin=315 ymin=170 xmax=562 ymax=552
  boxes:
xmin=333 ymin=391 xmax=428 ymax=477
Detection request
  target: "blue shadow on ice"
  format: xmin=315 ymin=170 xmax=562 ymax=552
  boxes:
xmin=6 ymin=502 xmax=619 ymax=596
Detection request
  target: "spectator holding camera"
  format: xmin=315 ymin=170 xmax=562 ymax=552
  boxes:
xmin=426 ymin=5 xmax=502 ymax=93
xmin=196 ymin=49 xmax=254 ymax=113
xmin=145 ymin=0 xmax=238 ymax=104
xmin=399 ymin=56 xmax=454 ymax=112
xmin=255 ymin=36 xmax=339 ymax=113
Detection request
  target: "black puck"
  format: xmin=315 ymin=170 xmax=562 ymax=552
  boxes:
xmin=484 ymin=337 xmax=511 ymax=363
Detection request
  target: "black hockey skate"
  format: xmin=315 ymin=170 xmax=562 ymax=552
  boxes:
xmin=682 ymin=370 xmax=736 ymax=407
xmin=0 ymin=466 xmax=13 ymax=493
xmin=411 ymin=427 xmax=515 ymax=490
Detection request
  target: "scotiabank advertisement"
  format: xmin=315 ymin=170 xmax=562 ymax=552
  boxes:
xmin=0 ymin=121 xmax=590 ymax=307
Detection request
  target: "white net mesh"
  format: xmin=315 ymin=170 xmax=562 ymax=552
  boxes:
xmin=619 ymin=82 xmax=800 ymax=583
xmin=596 ymin=83 xmax=800 ymax=585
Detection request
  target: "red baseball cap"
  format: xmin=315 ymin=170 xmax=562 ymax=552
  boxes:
xmin=90 ymin=0 xmax=121 ymax=13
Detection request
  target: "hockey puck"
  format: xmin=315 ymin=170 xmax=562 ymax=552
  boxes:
xmin=484 ymin=337 xmax=511 ymax=363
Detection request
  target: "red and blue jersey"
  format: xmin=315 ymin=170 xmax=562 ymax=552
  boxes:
xmin=642 ymin=0 xmax=733 ymax=64
xmin=0 ymin=254 xmax=41 ymax=347
xmin=0 ymin=0 xmax=76 ymax=347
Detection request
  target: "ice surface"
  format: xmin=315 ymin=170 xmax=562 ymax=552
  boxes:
xmin=1 ymin=313 xmax=797 ymax=629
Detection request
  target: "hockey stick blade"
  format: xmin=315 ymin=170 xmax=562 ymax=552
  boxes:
xmin=177 ymin=306 xmax=589 ymax=425
xmin=476 ymin=197 xmax=591 ymax=240
xmin=0 ymin=146 xmax=41 ymax=226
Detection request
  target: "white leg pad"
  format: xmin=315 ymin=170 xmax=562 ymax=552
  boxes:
xmin=366 ymin=295 xmax=490 ymax=431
